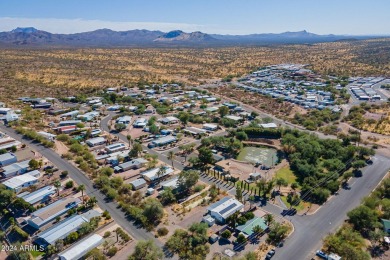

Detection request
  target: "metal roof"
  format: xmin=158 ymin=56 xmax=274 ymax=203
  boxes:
xmin=0 ymin=153 xmax=16 ymax=162
xmin=2 ymin=174 xmax=37 ymax=189
xmin=28 ymin=197 xmax=81 ymax=228
xmin=36 ymin=214 xmax=89 ymax=246
xmin=236 ymin=217 xmax=268 ymax=236
xmin=129 ymin=178 xmax=147 ymax=188
xmin=18 ymin=185 xmax=56 ymax=204
xmin=141 ymin=166 xmax=174 ymax=181
xmin=208 ymin=197 xmax=243 ymax=219
xmin=58 ymin=234 xmax=104 ymax=260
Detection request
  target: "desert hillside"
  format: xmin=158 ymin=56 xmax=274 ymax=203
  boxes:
xmin=0 ymin=38 xmax=389 ymax=99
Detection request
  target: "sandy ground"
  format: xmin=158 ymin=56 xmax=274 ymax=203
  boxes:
xmin=54 ymin=140 xmax=69 ymax=155
xmin=14 ymin=148 xmax=35 ymax=161
xmin=97 ymin=222 xmax=134 ymax=260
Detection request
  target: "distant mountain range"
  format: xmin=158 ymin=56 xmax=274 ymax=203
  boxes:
xmin=0 ymin=27 xmax=383 ymax=47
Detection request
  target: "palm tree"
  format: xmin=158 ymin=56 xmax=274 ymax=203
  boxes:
xmin=265 ymin=180 xmax=275 ymax=197
xmin=252 ymin=225 xmax=264 ymax=235
xmin=264 ymin=213 xmax=274 ymax=226
xmin=167 ymin=151 xmax=175 ymax=169
xmin=126 ymin=135 xmax=132 ymax=148
xmin=257 ymin=179 xmax=267 ymax=197
xmin=54 ymin=180 xmax=61 ymax=196
xmin=78 ymin=184 xmax=86 ymax=204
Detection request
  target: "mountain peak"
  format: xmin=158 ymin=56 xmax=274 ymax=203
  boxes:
xmin=11 ymin=27 xmax=38 ymax=33
xmin=154 ymin=30 xmax=216 ymax=42
xmin=163 ymin=30 xmax=185 ymax=38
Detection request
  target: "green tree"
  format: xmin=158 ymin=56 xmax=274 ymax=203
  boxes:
xmin=218 ymin=106 xmax=229 ymax=117
xmin=100 ymin=167 xmax=114 ymax=177
xmin=86 ymin=248 xmax=106 ymax=260
xmin=286 ymin=193 xmax=300 ymax=209
xmin=351 ymin=160 xmax=366 ymax=171
xmin=129 ymin=240 xmax=163 ymax=260
xmin=107 ymin=247 xmax=118 ymax=257
xmin=221 ymin=230 xmax=231 ymax=239
xmin=126 ymin=135 xmax=132 ymax=148
xmin=369 ymin=229 xmax=385 ymax=247
xmin=165 ymin=223 xmax=209 ymax=259
xmin=10 ymin=145 xmax=17 ymax=152
xmin=160 ymin=187 xmax=176 ymax=205
xmin=178 ymin=112 xmax=190 ymax=126
xmin=28 ymin=159 xmax=39 ymax=170
xmin=115 ymin=123 xmax=126 ymax=132
xmin=78 ymin=184 xmax=86 ymax=204
xmin=264 ymin=213 xmax=274 ymax=226
xmin=167 ymin=150 xmax=175 ymax=169
xmin=252 ymin=225 xmax=264 ymax=234
xmin=143 ymin=198 xmax=164 ymax=223
xmin=343 ymin=171 xmax=353 ymax=184
xmin=54 ymin=180 xmax=61 ymax=196
xmin=275 ymin=178 xmax=288 ymax=191
xmin=149 ymin=124 xmax=159 ymax=134
xmin=312 ymin=188 xmax=331 ymax=204
xmin=65 ymin=180 xmax=74 ymax=189
xmin=347 ymin=205 xmax=378 ymax=234
xmin=177 ymin=170 xmax=199 ymax=193
xmin=65 ymin=231 xmax=79 ymax=244
xmin=291 ymin=182 xmax=299 ymax=192
xmin=198 ymin=147 xmax=214 ymax=169
xmin=129 ymin=143 xmax=143 ymax=158
xmin=244 ymin=252 xmax=257 ymax=260
xmin=236 ymin=233 xmax=246 ymax=243
xmin=235 ymin=131 xmax=248 ymax=141
xmin=235 ymin=185 xmax=243 ymax=202
xmin=267 ymin=222 xmax=289 ymax=245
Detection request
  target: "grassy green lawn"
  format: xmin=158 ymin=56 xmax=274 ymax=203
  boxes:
xmin=280 ymin=196 xmax=306 ymax=211
xmin=30 ymin=250 xmax=45 ymax=258
xmin=275 ymin=166 xmax=299 ymax=187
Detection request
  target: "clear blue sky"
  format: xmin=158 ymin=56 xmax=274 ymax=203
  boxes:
xmin=0 ymin=0 xmax=389 ymax=35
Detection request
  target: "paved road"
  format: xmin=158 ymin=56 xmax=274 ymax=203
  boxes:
xmin=273 ymin=154 xmax=390 ymax=260
xmin=101 ymin=112 xmax=390 ymax=259
xmin=0 ymin=124 xmax=163 ymax=249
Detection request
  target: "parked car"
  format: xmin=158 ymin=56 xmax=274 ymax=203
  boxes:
xmin=265 ymin=249 xmax=275 ymax=259
xmin=316 ymin=250 xmax=328 ymax=259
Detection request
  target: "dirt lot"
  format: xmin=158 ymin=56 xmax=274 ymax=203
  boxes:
xmin=212 ymin=86 xmax=306 ymax=119
xmin=14 ymin=148 xmax=35 ymax=161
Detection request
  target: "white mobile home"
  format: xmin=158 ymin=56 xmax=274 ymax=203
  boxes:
xmin=207 ymin=197 xmax=244 ymax=223
xmin=2 ymin=174 xmax=38 ymax=193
